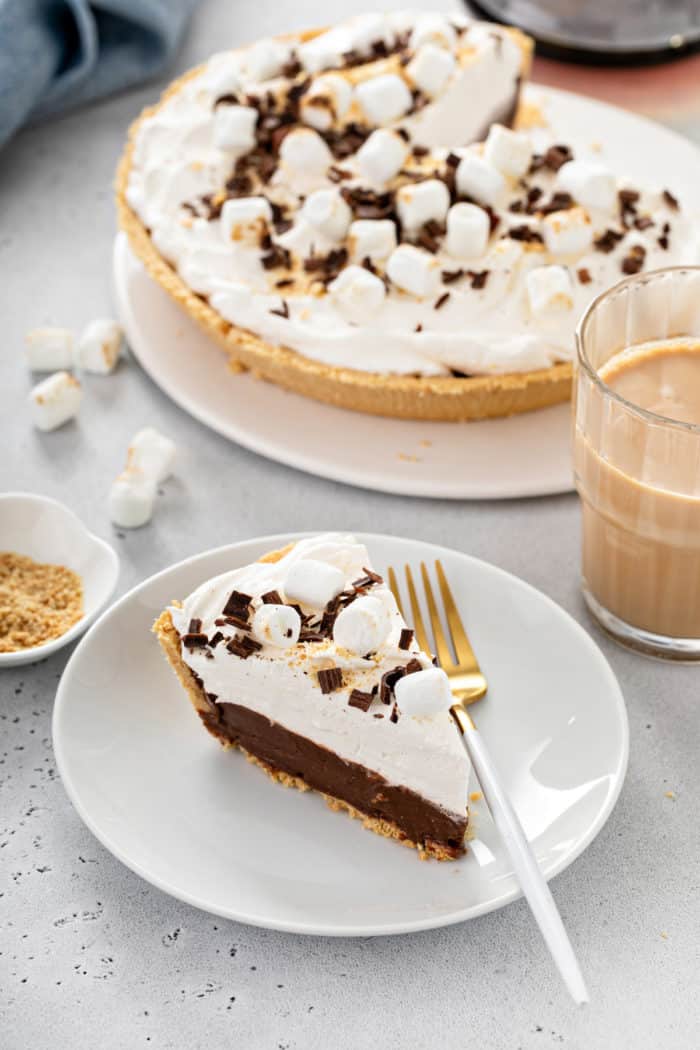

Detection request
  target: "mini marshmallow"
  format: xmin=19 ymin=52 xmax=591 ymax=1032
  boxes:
xmin=386 ymin=244 xmax=441 ymax=298
xmin=333 ymin=595 xmax=390 ymax=655
xmin=279 ymin=128 xmax=333 ymax=175
xmin=406 ymin=44 xmax=456 ymax=98
xmin=301 ymin=188 xmax=352 ymax=241
xmin=252 ymin=604 xmax=301 ymax=648
xmin=396 ymin=179 xmax=450 ymax=233
xmin=526 ymin=265 xmax=574 ymax=316
xmin=75 ymin=319 xmax=123 ymax=375
xmin=356 ymin=74 xmax=412 ymax=126
xmin=557 ymin=160 xmax=617 ymax=213
xmin=328 ymin=265 xmax=386 ymax=321
xmin=284 ymin=558 xmax=345 ymax=609
xmin=542 ymin=206 xmax=593 ymax=256
xmin=355 ymin=129 xmax=408 ymax=185
xmin=349 ymin=219 xmax=397 ymax=262
xmin=28 ymin=371 xmax=82 ymax=431
xmin=127 ymin=427 xmax=176 ymax=484
xmin=109 ymin=469 xmax=156 ymax=529
xmin=409 ymin=14 xmax=457 ymax=50
xmin=24 ymin=328 xmax=73 ymax=371
xmin=244 ymin=38 xmax=291 ymax=82
xmin=445 ymin=202 xmax=490 ymax=258
xmin=212 ymin=104 xmax=257 ymax=153
xmin=300 ymin=73 xmax=353 ymax=131
xmin=483 ymin=124 xmax=532 ymax=179
xmin=394 ymin=666 xmax=453 ymax=718
xmin=456 ymin=155 xmax=506 ymax=207
xmin=220 ymin=196 xmax=272 ymax=243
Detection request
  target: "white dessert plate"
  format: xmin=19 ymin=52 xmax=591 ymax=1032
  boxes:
xmin=112 ymin=85 xmax=700 ymax=500
xmin=0 ymin=493 xmax=119 ymax=668
xmin=53 ymin=532 xmax=628 ymax=936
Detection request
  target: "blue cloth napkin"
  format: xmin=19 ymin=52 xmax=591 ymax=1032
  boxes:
xmin=0 ymin=0 xmax=201 ymax=147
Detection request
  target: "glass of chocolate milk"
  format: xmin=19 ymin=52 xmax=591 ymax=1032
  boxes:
xmin=574 ymin=266 xmax=700 ymax=659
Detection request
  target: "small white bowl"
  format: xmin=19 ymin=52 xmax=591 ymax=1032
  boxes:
xmin=0 ymin=493 xmax=119 ymax=667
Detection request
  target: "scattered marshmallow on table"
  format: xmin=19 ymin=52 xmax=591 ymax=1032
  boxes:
xmin=356 ymin=74 xmax=412 ymax=125
xmin=456 ymin=155 xmax=506 ymax=207
xmin=29 ymin=371 xmax=82 ymax=431
xmin=446 ymin=203 xmax=490 ymax=258
xmin=302 ymin=188 xmax=352 ymax=241
xmin=349 ymin=219 xmax=397 ymax=262
xmin=75 ymin=319 xmax=123 ymax=374
xmin=386 ymin=244 xmax=441 ymax=298
xmin=212 ymin=104 xmax=258 ymax=153
xmin=483 ymin=125 xmax=532 ymax=178
xmin=396 ymin=179 xmax=450 ymax=233
xmin=328 ymin=265 xmax=386 ymax=321
xmin=542 ymin=206 xmax=593 ymax=256
xmin=333 ymin=595 xmax=390 ymax=655
xmin=406 ymin=44 xmax=456 ymax=98
xmin=395 ymin=666 xmax=453 ymax=717
xmin=24 ymin=327 xmax=73 ymax=371
xmin=109 ymin=469 xmax=157 ymax=529
xmin=127 ymin=427 xmax=176 ymax=484
xmin=220 ymin=196 xmax=272 ymax=243
xmin=284 ymin=558 xmax=346 ymax=609
xmin=355 ymin=129 xmax=407 ymax=185
xmin=557 ymin=160 xmax=617 ymax=213
xmin=279 ymin=127 xmax=333 ymax=175
xmin=252 ymin=604 xmax=301 ymax=648
xmin=301 ymin=73 xmax=353 ymax=131
xmin=409 ymin=14 xmax=457 ymax=50
xmin=526 ymin=265 xmax=574 ymax=316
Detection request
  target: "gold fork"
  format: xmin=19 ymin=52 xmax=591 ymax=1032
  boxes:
xmin=388 ymin=560 xmax=589 ymax=1006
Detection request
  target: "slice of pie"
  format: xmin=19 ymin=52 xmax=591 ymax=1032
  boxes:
xmin=154 ymin=534 xmax=470 ymax=859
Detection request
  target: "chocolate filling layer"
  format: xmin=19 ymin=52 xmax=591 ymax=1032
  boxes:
xmin=200 ymin=702 xmax=467 ymax=856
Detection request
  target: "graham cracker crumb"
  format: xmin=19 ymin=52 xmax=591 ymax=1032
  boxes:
xmin=0 ymin=552 xmax=83 ymax=652
xmin=469 ymin=791 xmax=483 ymax=803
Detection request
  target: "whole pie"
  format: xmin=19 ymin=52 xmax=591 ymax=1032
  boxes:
xmin=118 ymin=11 xmax=692 ymax=420
xmin=154 ymin=534 xmax=470 ymax=859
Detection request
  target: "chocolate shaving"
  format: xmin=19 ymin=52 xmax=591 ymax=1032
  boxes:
xmin=634 ymin=216 xmax=653 ymax=231
xmin=390 ymin=703 xmax=399 ymax=724
xmin=348 ymin=689 xmax=373 ymax=712
xmin=222 ymin=590 xmax=252 ymax=617
xmin=434 ymin=292 xmax=450 ymax=311
xmin=261 ymin=244 xmax=292 ymax=270
xmin=594 ymin=228 xmax=624 ymax=253
xmin=222 ymin=613 xmax=252 ymax=632
xmin=182 ymin=632 xmax=209 ymax=649
xmin=414 ymin=323 xmax=423 ymax=333
xmin=318 ymin=667 xmax=343 ymax=694
xmin=351 ymin=568 xmax=383 ymax=592
xmin=506 ymin=225 xmax=544 ymax=244
xmin=261 ymin=590 xmax=282 ymax=605
xmin=373 ymin=713 xmax=384 ymax=719
xmin=405 ymin=658 xmax=423 ymax=675
xmin=577 ymin=267 xmax=592 ymax=285
xmin=340 ymin=184 xmax=396 ymax=221
xmin=442 ymin=268 xmax=464 ymax=285
xmin=398 ymin=628 xmax=414 ymax=650
xmin=621 ymin=244 xmax=646 ymax=275
xmin=325 ymin=122 xmax=371 ymax=159
xmin=328 ymin=165 xmax=352 ymax=183
xmin=226 ymin=634 xmax=262 ymax=659
xmin=270 ymin=299 xmax=290 ymax=319
xmin=663 ymin=189 xmax=679 ymax=211
xmin=281 ymin=56 xmax=302 ymax=78
xmin=467 ymin=269 xmax=490 ymax=290
xmin=658 ymin=233 xmax=669 ymax=250
xmin=303 ymin=247 xmax=349 ymax=282
xmin=380 ymin=665 xmax=407 ymax=704
xmin=214 ymin=93 xmax=239 ymax=108
xmin=412 ymin=144 xmax=429 ymax=158
xmin=539 ymin=191 xmax=574 ymax=216
xmin=543 ymin=144 xmax=573 ymax=172
xmin=188 ymin=618 xmax=202 ymax=634
xmin=209 ymin=631 xmax=225 ymax=649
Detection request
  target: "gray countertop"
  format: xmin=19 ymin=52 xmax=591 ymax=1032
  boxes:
xmin=1 ymin=2 xmax=698 ymax=1047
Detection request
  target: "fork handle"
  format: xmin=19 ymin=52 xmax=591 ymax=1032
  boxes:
xmin=457 ymin=720 xmax=589 ymax=1006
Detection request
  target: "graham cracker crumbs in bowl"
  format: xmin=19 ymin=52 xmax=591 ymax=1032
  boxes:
xmin=0 ymin=552 xmax=83 ymax=653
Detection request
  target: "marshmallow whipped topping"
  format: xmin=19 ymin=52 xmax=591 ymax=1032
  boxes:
xmin=167 ymin=534 xmax=469 ymax=824
xmin=125 ymin=11 xmax=697 ymax=379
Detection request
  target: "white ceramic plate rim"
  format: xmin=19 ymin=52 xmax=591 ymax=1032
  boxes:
xmin=53 ymin=532 xmax=629 ymax=936
xmin=0 ymin=492 xmax=119 ymax=667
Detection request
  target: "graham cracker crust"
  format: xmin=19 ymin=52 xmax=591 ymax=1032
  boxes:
xmin=115 ymin=27 xmax=572 ymax=423
xmin=153 ymin=602 xmax=464 ymax=861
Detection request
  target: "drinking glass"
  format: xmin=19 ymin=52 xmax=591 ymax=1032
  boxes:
xmin=574 ymin=266 xmax=700 ymax=660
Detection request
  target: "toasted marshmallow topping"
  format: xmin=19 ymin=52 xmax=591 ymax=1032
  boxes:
xmin=127 ymin=12 xmax=694 ymax=381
